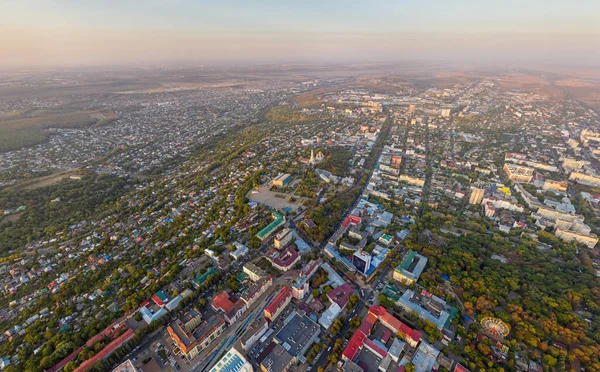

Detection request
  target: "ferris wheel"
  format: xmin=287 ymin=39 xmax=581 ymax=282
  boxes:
xmin=481 ymin=317 xmax=510 ymax=338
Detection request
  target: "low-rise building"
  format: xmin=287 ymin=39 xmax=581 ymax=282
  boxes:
xmin=264 ymin=286 xmax=292 ymax=321
xmin=167 ymin=315 xmax=226 ymax=359
xmin=240 ymin=317 xmax=269 ymax=351
xmin=393 ymin=250 xmax=428 ymax=286
xmin=260 ymin=344 xmax=294 ymax=372
xmin=503 ymin=163 xmax=534 ymax=183
xmin=209 ymin=347 xmax=253 ymax=372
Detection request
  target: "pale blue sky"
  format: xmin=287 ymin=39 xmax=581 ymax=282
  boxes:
xmin=1 ymin=0 xmax=599 ymax=67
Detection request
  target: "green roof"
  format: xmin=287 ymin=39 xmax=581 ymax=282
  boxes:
xmin=236 ymin=272 xmax=249 ymax=282
xmin=446 ymin=306 xmax=459 ymax=326
xmin=400 ymin=250 xmax=416 ymax=270
xmin=193 ymin=267 xmax=217 ymax=287
xmin=154 ymin=290 xmax=168 ymax=302
xmin=256 ymin=211 xmax=285 ymax=240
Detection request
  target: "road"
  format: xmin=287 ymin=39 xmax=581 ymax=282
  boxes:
xmin=310 ymin=114 xmax=394 ymax=371
xmin=190 ymin=272 xmax=298 ymax=372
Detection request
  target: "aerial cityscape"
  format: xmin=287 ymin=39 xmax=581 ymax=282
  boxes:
xmin=1 ymin=2 xmax=600 ymax=372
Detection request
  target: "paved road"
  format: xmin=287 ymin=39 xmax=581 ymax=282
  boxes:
xmin=190 ymin=272 xmax=297 ymax=372
xmin=310 ymin=114 xmax=393 ymax=371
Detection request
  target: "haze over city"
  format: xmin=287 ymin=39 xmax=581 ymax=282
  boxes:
xmin=2 ymin=2 xmax=600 ymax=372
xmin=1 ymin=0 xmax=600 ymax=67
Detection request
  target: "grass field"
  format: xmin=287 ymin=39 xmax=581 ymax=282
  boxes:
xmin=0 ymin=109 xmax=117 ymax=152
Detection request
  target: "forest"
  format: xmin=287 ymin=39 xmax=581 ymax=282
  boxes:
xmin=408 ymin=214 xmax=600 ymax=371
xmin=0 ymin=173 xmax=131 ymax=256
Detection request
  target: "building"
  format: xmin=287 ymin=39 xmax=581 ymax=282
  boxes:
xmin=399 ymin=175 xmax=425 ymax=187
xmin=181 ymin=309 xmax=203 ymax=332
xmin=260 ymin=344 xmax=295 ymax=372
xmin=264 ymin=286 xmax=292 ymax=321
xmin=209 ymin=347 xmax=253 ymax=372
xmin=341 ymin=305 xmax=422 ymax=364
xmin=273 ymin=228 xmax=293 ymax=249
xmin=240 ymin=276 xmax=273 ymax=308
xmin=243 ymin=263 xmax=268 ymax=282
xmin=240 ymin=317 xmax=269 ymax=351
xmin=569 ymin=171 xmax=600 ymax=187
xmin=167 ymin=315 xmax=226 ymax=359
xmin=274 ymin=312 xmax=320 ymax=361
xmin=212 ymin=292 xmax=235 ymax=313
xmin=441 ymin=108 xmax=451 ymax=118
xmin=230 ymin=242 xmax=249 ymax=260
xmin=352 ymin=251 xmax=372 ymax=275
xmin=266 ymin=247 xmax=300 ymax=272
xmin=271 ymin=174 xmax=292 ymax=188
xmin=481 ymin=197 xmax=525 ymax=213
xmin=555 ymin=228 xmax=598 ymax=249
xmin=319 ymin=283 xmax=355 ymax=329
xmin=410 ymin=341 xmax=440 ymax=372
xmin=223 ymin=300 xmax=247 ymax=325
xmin=291 ymin=276 xmax=309 ymax=300
xmin=542 ymin=180 xmax=567 ymax=193
xmin=378 ymin=234 xmax=393 ymax=246
xmin=256 ymin=211 xmax=285 ymax=241
xmin=503 ymin=163 xmax=534 ymax=183
xmin=397 ymin=289 xmax=450 ymax=330
xmin=73 ymin=329 xmax=136 ymax=372
xmin=112 ymin=360 xmax=137 ymax=372
xmin=468 ymin=187 xmax=484 ymax=205
xmin=393 ymin=250 xmax=428 ymax=285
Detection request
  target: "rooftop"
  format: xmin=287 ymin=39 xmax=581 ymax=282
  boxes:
xmin=274 ymin=311 xmax=321 ymax=357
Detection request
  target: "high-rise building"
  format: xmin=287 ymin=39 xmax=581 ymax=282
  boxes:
xmin=468 ymin=188 xmax=485 ymax=205
xmin=352 ymin=251 xmax=371 ymax=274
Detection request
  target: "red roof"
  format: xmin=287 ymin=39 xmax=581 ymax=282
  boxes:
xmin=343 ymin=305 xmax=420 ymax=363
xmin=211 ymin=292 xmax=235 ymax=313
xmin=357 ymin=312 xmax=377 ymax=336
xmin=74 ymin=329 xmax=135 ymax=372
xmin=151 ymin=293 xmax=164 ymax=306
xmin=381 ymin=312 xmax=404 ymax=332
xmin=368 ymin=305 xmax=385 ymax=317
xmin=264 ymin=286 xmax=292 ymax=317
xmin=454 ymin=364 xmax=470 ymax=372
xmin=381 ymin=330 xmax=392 ymax=344
xmin=410 ymin=330 xmax=422 ymax=343
xmin=47 ymin=346 xmax=83 ymax=372
xmin=327 ymin=283 xmax=355 ymax=309
xmin=363 ymin=338 xmax=387 ymax=358
xmin=342 ymin=215 xmax=362 ymax=228
xmin=271 ymin=247 xmax=299 ymax=269
xmin=342 ymin=332 xmax=365 ymax=361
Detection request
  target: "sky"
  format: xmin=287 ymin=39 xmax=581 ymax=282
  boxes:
xmin=1 ymin=0 xmax=599 ymax=68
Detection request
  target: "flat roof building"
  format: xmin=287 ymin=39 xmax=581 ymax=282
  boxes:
xmin=260 ymin=344 xmax=295 ymax=372
xmin=271 ymin=174 xmax=292 ymax=188
xmin=393 ymin=250 xmax=428 ymax=285
xmin=397 ymin=289 xmax=450 ymax=330
xmin=274 ymin=312 xmax=320 ymax=361
xmin=209 ymin=347 xmax=253 ymax=372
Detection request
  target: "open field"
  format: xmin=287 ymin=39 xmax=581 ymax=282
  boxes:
xmin=0 ymin=109 xmax=117 ymax=152
xmin=248 ymin=185 xmax=308 ymax=212
xmin=13 ymin=169 xmax=80 ymax=190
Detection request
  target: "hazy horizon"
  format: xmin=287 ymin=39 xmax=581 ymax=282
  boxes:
xmin=2 ymin=0 xmax=600 ymax=68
